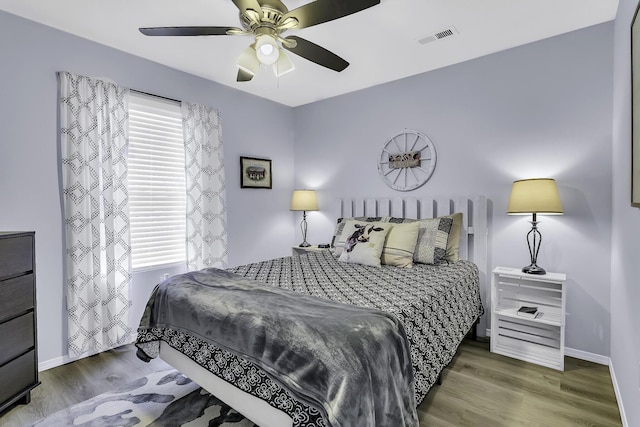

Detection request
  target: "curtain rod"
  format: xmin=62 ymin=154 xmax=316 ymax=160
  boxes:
xmin=131 ymin=89 xmax=181 ymax=104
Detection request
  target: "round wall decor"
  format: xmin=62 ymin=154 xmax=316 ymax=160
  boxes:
xmin=377 ymin=129 xmax=437 ymax=191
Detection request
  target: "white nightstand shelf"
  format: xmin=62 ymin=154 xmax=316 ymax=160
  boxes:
xmin=491 ymin=267 xmax=566 ymax=371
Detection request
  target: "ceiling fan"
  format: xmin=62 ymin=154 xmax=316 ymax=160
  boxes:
xmin=139 ymin=0 xmax=380 ymax=82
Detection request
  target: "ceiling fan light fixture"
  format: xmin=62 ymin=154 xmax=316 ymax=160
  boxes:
xmin=236 ymin=46 xmax=260 ymax=76
xmin=256 ymin=34 xmax=279 ymax=65
xmin=273 ymin=50 xmax=295 ymax=77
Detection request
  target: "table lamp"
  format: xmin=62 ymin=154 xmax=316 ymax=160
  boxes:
xmin=507 ymin=178 xmax=563 ymax=275
xmin=290 ymin=190 xmax=318 ymax=247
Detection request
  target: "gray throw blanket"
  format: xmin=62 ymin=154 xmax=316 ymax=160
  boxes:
xmin=136 ymin=268 xmax=418 ymax=427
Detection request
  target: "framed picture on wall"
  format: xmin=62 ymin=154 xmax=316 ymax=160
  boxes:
xmin=240 ymin=156 xmax=272 ymax=189
xmin=631 ymin=4 xmax=640 ymax=206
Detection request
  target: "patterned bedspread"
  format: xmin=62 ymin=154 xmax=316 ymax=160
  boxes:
xmin=137 ymin=251 xmax=483 ymax=427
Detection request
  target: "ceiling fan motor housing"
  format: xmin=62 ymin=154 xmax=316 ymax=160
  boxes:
xmin=241 ymin=5 xmax=288 ymax=32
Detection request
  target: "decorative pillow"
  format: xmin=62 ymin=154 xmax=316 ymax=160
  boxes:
xmin=331 ymin=216 xmax=385 ymax=256
xmin=380 ymin=221 xmax=421 ymax=268
xmin=444 ymin=212 xmax=463 ymax=262
xmin=413 ymin=216 xmax=454 ymax=265
xmin=337 ymin=220 xmax=390 ymax=267
xmin=388 ymin=213 xmax=463 ymax=263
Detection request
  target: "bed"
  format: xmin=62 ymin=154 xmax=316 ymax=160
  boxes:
xmin=136 ymin=196 xmax=489 ymax=427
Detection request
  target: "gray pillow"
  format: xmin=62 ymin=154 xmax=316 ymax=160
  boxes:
xmin=413 ymin=217 xmax=454 ymax=265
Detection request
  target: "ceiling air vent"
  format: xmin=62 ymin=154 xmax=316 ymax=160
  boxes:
xmin=418 ymin=26 xmax=458 ymax=45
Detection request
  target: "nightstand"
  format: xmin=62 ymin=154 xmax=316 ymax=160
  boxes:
xmin=291 ymin=246 xmax=328 ymax=256
xmin=490 ymin=266 xmax=566 ymax=371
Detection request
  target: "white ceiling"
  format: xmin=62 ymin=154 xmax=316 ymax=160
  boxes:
xmin=0 ymin=0 xmax=618 ymax=107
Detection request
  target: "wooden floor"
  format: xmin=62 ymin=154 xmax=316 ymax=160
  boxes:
xmin=421 ymin=339 xmax=622 ymax=426
xmin=0 ymin=339 xmax=622 ymax=427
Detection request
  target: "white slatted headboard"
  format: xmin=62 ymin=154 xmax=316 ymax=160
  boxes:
xmin=334 ymin=196 xmax=489 ymax=336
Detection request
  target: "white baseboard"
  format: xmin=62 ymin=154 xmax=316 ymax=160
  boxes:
xmin=609 ymin=361 xmax=629 ymax=427
xmin=38 ymin=335 xmax=136 ymax=372
xmin=564 ymin=347 xmax=609 ymax=365
xmin=485 ymin=328 xmax=608 ymax=365
xmin=39 ymin=356 xmax=66 ymax=372
xmin=38 ymin=348 xmax=102 ymax=371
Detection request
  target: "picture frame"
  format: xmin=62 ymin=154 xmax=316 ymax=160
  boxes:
xmin=632 ymin=4 xmax=640 ymax=206
xmin=240 ymin=156 xmax=272 ymax=189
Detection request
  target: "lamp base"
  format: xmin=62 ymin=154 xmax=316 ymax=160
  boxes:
xmin=299 ymin=242 xmax=311 ymax=247
xmin=522 ymin=264 xmax=546 ymax=275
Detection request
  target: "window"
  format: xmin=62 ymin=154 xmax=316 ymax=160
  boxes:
xmin=128 ymin=92 xmax=186 ymax=270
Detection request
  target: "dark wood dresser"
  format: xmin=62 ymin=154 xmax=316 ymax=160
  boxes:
xmin=0 ymin=232 xmax=39 ymax=413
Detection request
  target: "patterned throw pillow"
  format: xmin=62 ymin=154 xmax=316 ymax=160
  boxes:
xmin=331 ymin=216 xmax=385 ymax=256
xmin=380 ymin=221 xmax=421 ymax=268
xmin=413 ymin=216 xmax=454 ymax=265
xmin=337 ymin=220 xmax=390 ymax=267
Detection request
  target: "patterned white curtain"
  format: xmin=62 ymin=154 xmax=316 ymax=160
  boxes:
xmin=58 ymin=71 xmax=132 ymax=357
xmin=181 ymin=102 xmax=228 ymax=270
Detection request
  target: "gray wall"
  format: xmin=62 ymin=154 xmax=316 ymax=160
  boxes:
xmin=0 ymin=11 xmax=296 ymax=364
xmin=612 ymin=0 xmax=640 ymax=424
xmin=293 ymin=23 xmax=614 ymax=357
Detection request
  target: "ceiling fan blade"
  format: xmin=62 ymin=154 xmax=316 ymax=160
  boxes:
xmin=139 ymin=26 xmax=240 ymax=36
xmin=237 ymin=68 xmax=255 ymax=82
xmin=282 ymin=36 xmax=348 ymax=72
xmin=231 ymin=0 xmax=263 ymax=18
xmin=282 ymin=0 xmax=380 ymax=30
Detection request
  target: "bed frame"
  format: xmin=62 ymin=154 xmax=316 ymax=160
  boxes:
xmin=159 ymin=196 xmax=489 ymax=427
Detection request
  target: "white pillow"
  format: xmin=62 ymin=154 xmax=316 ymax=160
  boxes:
xmin=337 ymin=220 xmax=390 ymax=267
xmin=331 ymin=216 xmax=387 ymax=256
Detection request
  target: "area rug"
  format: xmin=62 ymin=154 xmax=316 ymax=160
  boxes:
xmin=32 ymin=369 xmax=257 ymax=427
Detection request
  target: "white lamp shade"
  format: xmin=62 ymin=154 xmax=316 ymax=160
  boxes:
xmin=273 ymin=50 xmax=295 ymax=77
xmin=290 ymin=190 xmax=318 ymax=211
xmin=507 ymin=178 xmax=563 ymax=215
xmin=256 ymin=35 xmax=279 ymax=65
xmin=236 ymin=46 xmax=260 ymax=76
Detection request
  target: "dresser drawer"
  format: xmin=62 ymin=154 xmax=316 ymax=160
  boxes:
xmin=0 ymin=313 xmax=34 ymax=366
xmin=0 ymin=235 xmax=33 ymax=279
xmin=0 ymin=350 xmax=36 ymax=407
xmin=0 ymin=232 xmax=38 ymax=412
xmin=0 ymin=274 xmax=34 ymax=322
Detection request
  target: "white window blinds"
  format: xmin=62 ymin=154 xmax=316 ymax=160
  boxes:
xmin=128 ymin=92 xmax=186 ymax=270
